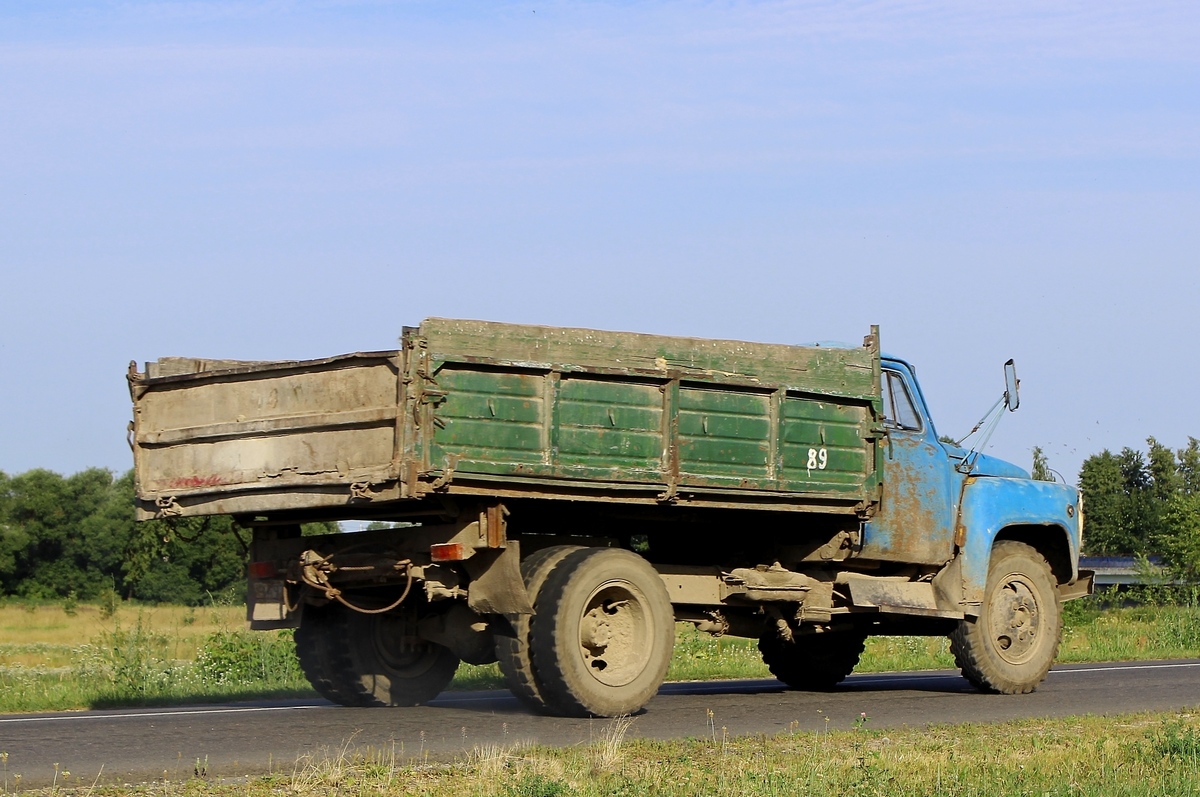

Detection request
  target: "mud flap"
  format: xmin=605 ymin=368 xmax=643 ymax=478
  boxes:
xmin=464 ymin=541 xmax=534 ymax=615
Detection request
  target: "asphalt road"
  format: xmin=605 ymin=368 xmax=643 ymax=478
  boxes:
xmin=3 ymin=660 xmax=1200 ymax=788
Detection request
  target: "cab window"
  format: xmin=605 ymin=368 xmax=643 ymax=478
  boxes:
xmin=882 ymin=371 xmax=922 ymax=431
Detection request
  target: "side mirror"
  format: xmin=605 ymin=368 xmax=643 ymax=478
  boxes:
xmin=1004 ymin=359 xmax=1020 ymax=412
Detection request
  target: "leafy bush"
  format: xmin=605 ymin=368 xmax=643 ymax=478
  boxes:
xmin=62 ymin=590 xmax=78 ymax=616
xmin=194 ymin=628 xmax=302 ymax=687
xmin=97 ymin=585 xmax=120 ymax=619
xmin=1148 ymin=720 xmax=1200 ymax=761
xmin=1151 ymin=608 xmax=1200 ymax=650
xmin=0 ymin=468 xmax=258 ymax=605
xmin=73 ymin=613 xmax=182 ymax=701
xmin=1061 ymin=593 xmax=1104 ymax=626
xmin=1156 ymin=494 xmax=1200 ymax=583
xmin=505 ymin=774 xmax=569 ymax=797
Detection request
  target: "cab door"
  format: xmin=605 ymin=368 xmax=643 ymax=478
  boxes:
xmin=859 ymin=363 xmax=958 ymax=564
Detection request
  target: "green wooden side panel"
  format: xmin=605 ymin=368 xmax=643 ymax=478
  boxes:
xmin=779 ymin=397 xmax=869 ymax=492
xmin=556 ymin=376 xmax=663 ymax=473
xmin=431 ymin=366 xmax=546 ymax=468
xmin=677 ymin=386 xmax=771 ymax=481
xmin=416 ymin=319 xmax=881 ymax=508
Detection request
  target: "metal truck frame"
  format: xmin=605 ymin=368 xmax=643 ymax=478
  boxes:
xmin=128 ymin=319 xmax=1092 ymax=717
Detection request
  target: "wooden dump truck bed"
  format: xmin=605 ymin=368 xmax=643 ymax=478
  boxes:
xmin=129 ymin=319 xmax=883 ymax=521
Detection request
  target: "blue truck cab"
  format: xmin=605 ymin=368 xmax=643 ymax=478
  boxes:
xmin=856 ymin=356 xmax=1091 ymax=693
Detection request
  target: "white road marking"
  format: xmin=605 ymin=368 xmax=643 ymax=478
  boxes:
xmin=2 ymin=661 xmax=1197 ymax=724
xmin=1049 ymin=661 xmax=1200 ymax=675
xmin=0 ymin=705 xmax=323 ymax=724
xmin=846 ymin=661 xmax=1200 ymax=685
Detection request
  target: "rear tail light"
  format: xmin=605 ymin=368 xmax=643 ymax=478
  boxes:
xmin=248 ymin=561 xmax=279 ymax=579
xmin=430 ymin=542 xmax=468 ymax=562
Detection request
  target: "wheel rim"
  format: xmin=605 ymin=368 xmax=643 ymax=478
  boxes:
xmin=987 ymin=573 xmax=1042 ymax=665
xmin=373 ymin=613 xmax=440 ymax=679
xmin=577 ymin=579 xmax=653 ymax=687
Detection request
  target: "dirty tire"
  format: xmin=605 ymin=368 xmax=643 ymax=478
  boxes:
xmin=529 ymin=547 xmax=674 ymax=717
xmin=758 ymin=630 xmax=866 ymax=690
xmin=950 ymin=540 xmax=1061 ymax=695
xmin=495 ymin=545 xmax=584 ymax=712
xmin=294 ymin=603 xmax=359 ymax=705
xmin=328 ymin=604 xmax=460 ymax=706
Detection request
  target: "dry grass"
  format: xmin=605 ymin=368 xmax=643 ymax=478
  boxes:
xmin=0 ymin=604 xmax=243 ymax=669
xmin=234 ymin=710 xmax=1200 ymax=796
xmin=591 ymin=715 xmax=635 ymax=773
xmin=11 ymin=710 xmax=1200 ymax=796
xmin=0 ymin=604 xmax=307 ymax=713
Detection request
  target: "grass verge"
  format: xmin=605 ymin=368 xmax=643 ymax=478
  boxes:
xmin=0 ymin=604 xmax=309 ymax=713
xmin=4 ymin=598 xmax=1200 ymax=713
xmin=7 ymin=709 xmax=1200 ymax=795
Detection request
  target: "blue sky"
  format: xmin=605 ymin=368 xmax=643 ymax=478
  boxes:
xmin=2 ymin=1 xmax=1198 ymax=482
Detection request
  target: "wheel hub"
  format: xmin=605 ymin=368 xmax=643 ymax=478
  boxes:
xmin=578 ymin=583 xmax=650 ymax=687
xmin=374 ymin=612 xmax=439 ymax=678
xmin=988 ymin=575 xmax=1042 ymax=665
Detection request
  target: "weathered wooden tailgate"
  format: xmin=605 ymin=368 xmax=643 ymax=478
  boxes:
xmin=129 ymin=352 xmax=403 ymax=520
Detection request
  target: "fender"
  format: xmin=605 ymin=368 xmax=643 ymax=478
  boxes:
xmin=954 ymin=477 xmax=1082 ymax=612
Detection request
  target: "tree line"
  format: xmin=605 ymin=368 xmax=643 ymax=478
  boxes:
xmin=0 ymin=468 xmax=333 ymax=604
xmin=3 ymin=440 xmax=1200 ymax=603
xmin=1075 ymin=437 xmax=1200 ymax=578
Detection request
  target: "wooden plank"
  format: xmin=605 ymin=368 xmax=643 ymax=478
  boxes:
xmin=136 ymin=407 xmax=399 ymax=446
xmin=420 ymin=318 xmax=877 ymax=400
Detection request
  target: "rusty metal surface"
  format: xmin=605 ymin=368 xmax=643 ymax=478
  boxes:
xmin=841 ymin=574 xmax=963 ymax=618
xmin=860 ymin=362 xmax=958 ymax=565
xmin=955 ymin=477 xmax=1083 ymax=608
xmin=243 ymin=505 xmax=532 ymax=629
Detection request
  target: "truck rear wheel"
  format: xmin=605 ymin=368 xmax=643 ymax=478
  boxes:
xmin=297 ymin=602 xmax=460 ymax=706
xmin=529 ymin=547 xmax=674 ymax=717
xmin=758 ymin=629 xmax=866 ymax=690
xmin=339 ymin=607 xmax=461 ymax=706
xmin=495 ymin=545 xmax=583 ymax=712
xmin=950 ymin=540 xmax=1061 ymax=694
xmin=294 ymin=603 xmax=358 ymax=705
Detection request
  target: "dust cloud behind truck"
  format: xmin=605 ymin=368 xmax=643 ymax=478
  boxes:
xmin=128 ymin=318 xmax=1091 ymax=717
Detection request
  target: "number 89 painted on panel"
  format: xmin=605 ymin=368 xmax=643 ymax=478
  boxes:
xmin=807 ymin=447 xmax=828 ymax=471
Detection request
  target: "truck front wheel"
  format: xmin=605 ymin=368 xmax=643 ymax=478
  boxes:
xmin=529 ymin=547 xmax=674 ymax=717
xmin=758 ymin=629 xmax=866 ymax=690
xmin=950 ymin=540 xmax=1061 ymax=694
